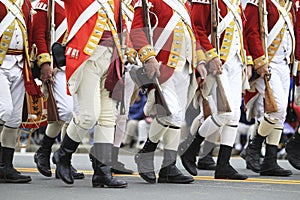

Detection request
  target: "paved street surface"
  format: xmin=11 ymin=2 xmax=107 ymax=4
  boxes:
xmin=1 ymin=148 xmax=300 ymax=200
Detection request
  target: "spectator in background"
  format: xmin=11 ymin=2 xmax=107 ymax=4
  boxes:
xmin=122 ymin=92 xmax=151 ymax=149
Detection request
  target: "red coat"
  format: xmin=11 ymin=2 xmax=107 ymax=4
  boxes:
xmin=191 ymin=0 xmax=249 ymax=61
xmin=0 ymin=0 xmax=42 ymax=97
xmin=32 ymin=0 xmax=66 ymax=58
xmin=244 ymin=0 xmax=295 ymax=61
xmin=130 ymin=0 xmax=193 ymax=83
xmin=62 ymin=0 xmax=121 ymax=85
xmin=295 ymin=0 xmax=300 ymax=64
xmin=0 ymin=0 xmax=33 ymax=50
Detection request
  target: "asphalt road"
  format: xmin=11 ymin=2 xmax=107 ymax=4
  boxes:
xmin=1 ymin=150 xmax=300 ymax=200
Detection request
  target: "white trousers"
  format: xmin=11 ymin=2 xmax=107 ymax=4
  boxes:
xmin=53 ymin=70 xmax=73 ymax=123
xmin=255 ymin=61 xmax=290 ymax=126
xmin=67 ymin=45 xmax=116 ymax=143
xmin=0 ymin=66 xmax=25 ymax=128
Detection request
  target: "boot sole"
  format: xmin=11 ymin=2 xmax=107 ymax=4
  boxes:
xmin=140 ymin=173 xmax=156 ymax=184
xmin=157 ymin=177 xmax=194 ymax=184
xmin=92 ymin=183 xmax=128 ymax=188
xmin=0 ymin=177 xmax=32 ymax=183
xmin=214 ymin=174 xmax=248 ymax=180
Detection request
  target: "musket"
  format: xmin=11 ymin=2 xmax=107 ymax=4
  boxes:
xmin=258 ymin=0 xmax=278 ymax=113
xmin=119 ymin=0 xmax=126 ymax=115
xmin=141 ymin=0 xmax=171 ymax=117
xmin=211 ymin=0 xmax=231 ymax=113
xmin=46 ymin=0 xmax=60 ymax=122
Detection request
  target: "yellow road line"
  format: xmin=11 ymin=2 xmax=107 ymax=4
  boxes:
xmin=16 ymin=168 xmax=300 ymax=185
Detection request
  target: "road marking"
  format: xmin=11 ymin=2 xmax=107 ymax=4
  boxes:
xmin=16 ymin=168 xmax=300 ymax=185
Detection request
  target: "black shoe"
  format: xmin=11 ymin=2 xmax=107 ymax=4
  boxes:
xmin=214 ymin=164 xmax=248 ymax=180
xmin=197 ymin=154 xmax=216 ymax=170
xmin=92 ymin=165 xmax=127 ymax=188
xmin=158 ymin=164 xmax=194 ymax=184
xmin=111 ymin=162 xmax=133 ymax=174
xmin=34 ymin=151 xmax=52 ymax=177
xmin=55 ymin=165 xmax=85 ymax=179
xmin=260 ymin=144 xmax=293 ymax=177
xmin=286 ymin=135 xmax=300 ymax=170
xmin=135 ymin=152 xmax=156 ymax=183
xmin=260 ymin=166 xmax=292 ymax=176
xmin=135 ymin=139 xmax=158 ymax=184
xmin=52 ymin=151 xmax=73 ymax=184
xmin=178 ymin=134 xmax=204 ymax=176
xmin=0 ymin=166 xmax=32 ymax=183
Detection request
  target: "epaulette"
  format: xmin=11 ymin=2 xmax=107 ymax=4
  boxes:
xmin=191 ymin=0 xmax=210 ymax=4
xmin=35 ymin=2 xmax=48 ymax=11
xmin=247 ymin=0 xmax=259 ymax=6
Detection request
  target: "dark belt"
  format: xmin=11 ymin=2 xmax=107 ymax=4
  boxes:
xmin=7 ymin=49 xmax=24 ymax=55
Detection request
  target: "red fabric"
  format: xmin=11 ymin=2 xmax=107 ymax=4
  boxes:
xmin=32 ymin=0 xmax=66 ymax=57
xmin=244 ymin=0 xmax=295 ymax=60
xmin=295 ymin=1 xmax=300 ymax=64
xmin=130 ymin=0 xmax=192 ymax=84
xmin=243 ymin=89 xmax=259 ymax=106
xmin=192 ymin=1 xmax=249 ymax=58
xmin=63 ymin=0 xmax=121 ymax=86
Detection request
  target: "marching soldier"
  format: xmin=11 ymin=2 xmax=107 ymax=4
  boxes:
xmin=179 ymin=0 xmax=251 ymax=180
xmin=32 ymin=0 xmax=84 ymax=180
xmin=243 ymin=0 xmax=294 ymax=176
xmin=0 ymin=0 xmax=42 ymax=183
xmin=130 ymin=0 xmax=207 ymax=184
xmin=52 ymin=0 xmax=127 ymax=188
xmin=286 ymin=0 xmax=300 ymax=171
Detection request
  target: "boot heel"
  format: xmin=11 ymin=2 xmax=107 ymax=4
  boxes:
xmin=92 ymin=182 xmax=105 ymax=188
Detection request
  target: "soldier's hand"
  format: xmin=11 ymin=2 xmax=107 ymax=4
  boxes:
xmin=144 ymin=57 xmax=160 ymax=79
xmin=40 ymin=63 xmax=54 ymax=84
xmin=208 ymin=57 xmax=222 ymax=75
xmin=256 ymin=63 xmax=269 ymax=78
xmin=196 ymin=63 xmax=207 ymax=88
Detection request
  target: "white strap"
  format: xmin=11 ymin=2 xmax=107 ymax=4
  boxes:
xmin=0 ymin=0 xmax=27 ymax=29
xmin=270 ymin=0 xmax=294 ymax=37
xmin=163 ymin=0 xmax=191 ymax=27
xmin=154 ymin=12 xmax=181 ymax=54
xmin=55 ymin=0 xmax=64 ymax=9
xmin=217 ymin=11 xmax=234 ymax=36
xmin=0 ymin=12 xmax=15 ymax=37
xmin=66 ymin=1 xmax=101 ymax=43
xmin=222 ymin=0 xmax=243 ymax=30
xmin=99 ymin=0 xmax=117 ymax=31
xmin=267 ymin=16 xmax=285 ymax=48
xmin=121 ymin=1 xmax=134 ymax=21
xmin=55 ymin=18 xmax=67 ymax=42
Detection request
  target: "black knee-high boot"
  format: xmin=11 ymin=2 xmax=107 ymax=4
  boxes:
xmin=92 ymin=143 xmax=127 ymax=188
xmin=286 ymin=130 xmax=300 ymax=170
xmin=197 ymin=148 xmax=216 ymax=170
xmin=260 ymin=144 xmax=292 ymax=176
xmin=0 ymin=147 xmax=31 ymax=183
xmin=215 ymin=145 xmax=248 ymax=180
xmin=135 ymin=138 xmax=158 ymax=183
xmin=178 ymin=134 xmax=204 ymax=176
xmin=245 ymin=133 xmax=265 ymax=173
xmin=52 ymin=134 xmax=79 ymax=184
xmin=111 ymin=146 xmax=133 ymax=174
xmin=158 ymin=149 xmax=194 ymax=184
xmin=34 ymin=135 xmax=56 ymax=177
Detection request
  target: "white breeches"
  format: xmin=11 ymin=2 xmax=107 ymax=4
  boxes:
xmin=211 ymin=55 xmax=243 ymax=126
xmin=53 ymin=69 xmax=73 ymax=123
xmin=67 ymin=45 xmax=116 ymax=143
xmin=0 ymin=66 xmax=25 ymax=128
xmin=159 ymin=65 xmax=191 ymax=127
xmin=255 ymin=62 xmax=290 ymax=126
